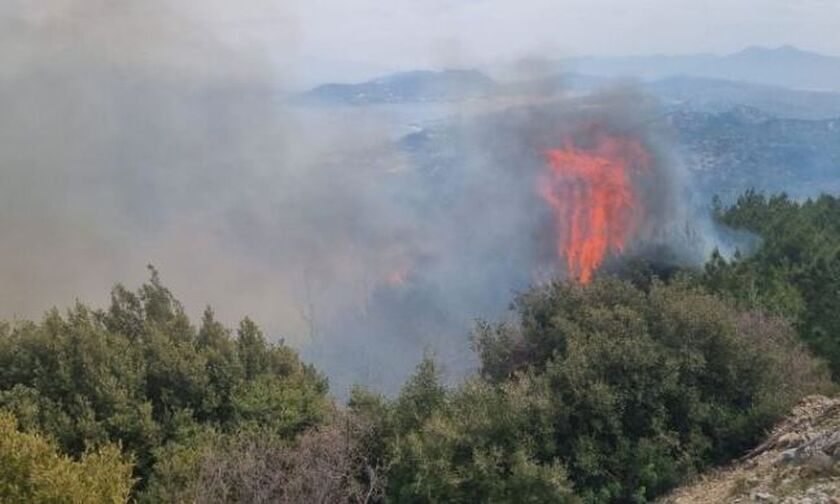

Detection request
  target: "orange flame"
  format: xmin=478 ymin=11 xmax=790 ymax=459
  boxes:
xmin=539 ymin=135 xmax=650 ymax=283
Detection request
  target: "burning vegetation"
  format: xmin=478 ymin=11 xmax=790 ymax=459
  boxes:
xmin=539 ymin=134 xmax=652 ymax=283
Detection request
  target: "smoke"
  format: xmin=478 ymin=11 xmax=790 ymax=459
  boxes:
xmin=0 ymin=3 xmax=742 ymax=396
xmin=300 ymin=83 xmax=751 ymax=394
xmin=0 ymin=0 xmax=471 ymax=395
xmin=0 ymin=0 xmax=331 ymax=336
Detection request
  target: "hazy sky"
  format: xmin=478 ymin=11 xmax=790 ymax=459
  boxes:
xmin=293 ymin=0 xmax=840 ymax=85
xmin=4 ymin=0 xmax=838 ymax=88
xmin=293 ymin=0 xmax=840 ymax=77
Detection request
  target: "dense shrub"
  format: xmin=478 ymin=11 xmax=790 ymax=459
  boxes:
xmin=0 ymin=267 xmax=330 ymax=493
xmin=369 ymin=277 xmax=831 ymax=503
xmin=0 ymin=413 xmax=134 ymax=503
xmin=705 ymin=191 xmax=840 ymax=377
xmin=141 ymin=413 xmax=383 ymax=503
xmin=347 ymin=357 xmax=578 ymax=503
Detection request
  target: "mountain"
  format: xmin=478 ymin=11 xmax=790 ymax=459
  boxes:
xmin=649 ymin=76 xmax=840 ymax=120
xmin=296 ymin=48 xmax=840 ymax=200
xmin=299 ymin=59 xmax=840 ymax=120
xmin=298 ymin=69 xmax=497 ymax=105
xmin=668 ymin=105 xmax=840 ymax=199
xmin=565 ymin=46 xmax=840 ymax=91
xmin=393 ymin=100 xmax=840 ymax=203
xmin=500 ymin=73 xmax=840 ymax=120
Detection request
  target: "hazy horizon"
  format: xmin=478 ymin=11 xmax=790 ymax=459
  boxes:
xmin=4 ymin=1 xmax=840 ymax=89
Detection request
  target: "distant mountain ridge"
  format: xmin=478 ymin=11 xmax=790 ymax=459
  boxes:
xmin=296 ymin=45 xmax=840 ymax=199
xmin=565 ymin=45 xmax=840 ymax=92
xmin=300 ymin=46 xmax=840 ymax=106
xmin=648 ymin=76 xmax=840 ymax=120
xmin=299 ymin=64 xmax=840 ymax=120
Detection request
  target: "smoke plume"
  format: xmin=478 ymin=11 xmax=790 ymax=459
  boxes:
xmin=0 ymin=2 xmax=737 ymax=395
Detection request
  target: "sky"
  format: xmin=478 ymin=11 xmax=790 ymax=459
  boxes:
xmin=292 ymin=0 xmax=840 ymax=82
xmin=276 ymin=0 xmax=840 ymax=85
xmin=3 ymin=0 xmax=839 ymax=88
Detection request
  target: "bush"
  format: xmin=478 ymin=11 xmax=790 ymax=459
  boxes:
xmin=350 ymin=357 xmax=578 ymax=503
xmin=0 ymin=266 xmax=330 ymax=492
xmin=705 ymin=191 xmax=840 ymax=378
xmin=0 ymin=412 xmax=134 ymax=503
xmin=458 ymin=277 xmax=831 ymax=502
xmin=389 ymin=374 xmax=577 ymax=503
xmin=141 ymin=413 xmax=383 ymax=503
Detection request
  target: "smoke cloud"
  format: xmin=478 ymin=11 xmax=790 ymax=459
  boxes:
xmin=0 ymin=2 xmax=739 ymax=395
xmin=300 ymin=84 xmax=747 ymax=393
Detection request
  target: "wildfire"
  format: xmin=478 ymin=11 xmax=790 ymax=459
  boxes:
xmin=539 ymin=135 xmax=651 ymax=283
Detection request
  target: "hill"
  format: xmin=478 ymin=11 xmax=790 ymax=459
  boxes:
xmin=298 ymin=69 xmax=497 ymax=104
xmin=668 ymin=106 xmax=840 ymax=199
xmin=393 ymin=101 xmax=840 ymax=202
xmin=298 ymin=58 xmax=840 ymax=121
xmin=501 ymin=74 xmax=840 ymax=120
xmin=566 ymin=46 xmax=840 ymax=92
xmin=649 ymin=76 xmax=840 ymax=120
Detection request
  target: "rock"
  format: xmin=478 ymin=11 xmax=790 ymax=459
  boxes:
xmin=777 ymin=432 xmax=804 ymax=449
xmin=778 ymin=448 xmax=799 ymax=465
xmin=801 ymin=452 xmax=835 ymax=476
xmin=821 ymin=432 xmax=840 ymax=458
xmin=750 ymin=491 xmax=778 ymax=503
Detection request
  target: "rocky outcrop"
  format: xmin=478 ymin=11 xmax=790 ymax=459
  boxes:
xmin=662 ymin=395 xmax=840 ymax=504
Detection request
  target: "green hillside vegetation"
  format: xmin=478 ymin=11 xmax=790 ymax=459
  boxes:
xmin=350 ymin=278 xmax=830 ymax=503
xmin=0 ymin=192 xmax=838 ymax=502
xmin=0 ymin=266 xmax=332 ymax=501
xmin=0 ymin=413 xmax=133 ymax=503
xmin=704 ymin=192 xmax=840 ymax=377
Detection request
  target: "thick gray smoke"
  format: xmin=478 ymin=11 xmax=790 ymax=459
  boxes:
xmin=296 ymin=87 xmax=745 ymax=394
xmin=1 ymin=0 xmax=325 ymax=332
xmin=0 ymin=2 xmax=739 ymax=396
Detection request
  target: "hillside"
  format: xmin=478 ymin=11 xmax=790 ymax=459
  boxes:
xmin=393 ymin=101 xmax=840 ymax=203
xmin=668 ymin=106 xmax=840 ymax=199
xmin=663 ymin=395 xmax=840 ymax=503
xmin=298 ymin=64 xmax=840 ymax=121
xmin=299 ymin=69 xmax=497 ymax=104
xmin=650 ymin=76 xmax=840 ymax=120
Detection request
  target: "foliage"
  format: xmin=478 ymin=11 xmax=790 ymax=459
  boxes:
xmin=1 ymin=190 xmax=839 ymax=502
xmin=704 ymin=191 xmax=840 ymax=377
xmin=381 ymin=368 xmax=578 ymax=503
xmin=0 ymin=412 xmax=134 ymax=503
xmin=0 ymin=266 xmax=330 ymax=493
xmin=363 ymin=277 xmax=830 ymax=503
xmin=141 ymin=413 xmax=383 ymax=503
